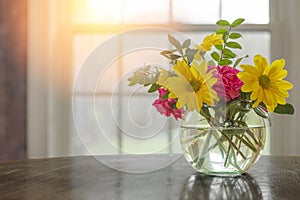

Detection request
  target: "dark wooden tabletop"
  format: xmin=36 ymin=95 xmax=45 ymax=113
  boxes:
xmin=0 ymin=154 xmax=299 ymax=200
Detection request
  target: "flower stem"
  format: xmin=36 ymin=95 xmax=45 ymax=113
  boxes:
xmin=219 ymin=26 xmax=232 ymax=62
xmin=218 ymin=129 xmax=247 ymax=159
xmin=224 ymin=135 xmax=233 ymax=167
xmin=237 ymin=133 xmax=244 ymax=156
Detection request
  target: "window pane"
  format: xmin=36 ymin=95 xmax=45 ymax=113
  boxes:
xmin=73 ymin=34 xmax=120 ymax=93
xmin=73 ymin=34 xmax=111 ymax=78
xmin=172 ymin=0 xmax=220 ymax=24
xmin=72 ymin=0 xmax=122 ymax=24
xmin=236 ymin=31 xmax=271 ymax=65
xmin=179 ymin=32 xmax=213 ymax=44
xmin=120 ymin=96 xmax=173 ymax=154
xmin=72 ymin=95 xmax=180 ymax=155
xmin=221 ymin=0 xmax=269 ymax=24
xmin=123 ymin=0 xmax=170 ymax=24
xmin=120 ymin=31 xmax=172 ymax=94
xmin=72 ymin=96 xmax=120 ymax=155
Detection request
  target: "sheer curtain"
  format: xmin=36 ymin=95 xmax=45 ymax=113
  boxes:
xmin=269 ymin=0 xmax=300 ymax=155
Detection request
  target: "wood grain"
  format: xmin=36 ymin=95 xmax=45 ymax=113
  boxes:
xmin=0 ymin=155 xmax=299 ymax=199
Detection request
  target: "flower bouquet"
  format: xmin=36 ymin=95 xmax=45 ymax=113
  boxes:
xmin=128 ymin=18 xmax=294 ymax=176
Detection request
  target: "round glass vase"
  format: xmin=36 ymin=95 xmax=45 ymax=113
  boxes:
xmin=179 ymin=107 xmax=268 ymax=177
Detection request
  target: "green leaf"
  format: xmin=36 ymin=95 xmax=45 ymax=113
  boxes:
xmin=160 ymin=49 xmax=177 ymax=55
xmin=231 ymin=18 xmax=245 ymax=28
xmin=223 ymin=48 xmax=236 ymax=58
xmin=274 ymin=103 xmax=295 ymax=115
xmin=227 ymin=41 xmax=242 ymax=49
xmin=219 ymin=59 xmax=232 ymax=66
xmin=222 ymin=32 xmax=229 ymax=41
xmin=215 ymin=28 xmax=227 ymax=34
xmin=233 ymin=55 xmax=248 ymax=68
xmin=182 ymin=39 xmax=191 ymax=49
xmin=185 ymin=48 xmax=198 ymax=64
xmin=210 ymin=52 xmax=220 ymax=62
xmin=233 ymin=57 xmax=243 ymax=68
xmin=168 ymin=35 xmax=183 ymax=55
xmin=163 ymin=53 xmax=181 ymax=60
xmin=215 ymin=44 xmax=223 ymax=50
xmin=216 ymin=19 xmax=230 ymax=26
xmin=147 ymin=83 xmax=160 ymax=93
xmin=229 ymin=33 xmax=242 ymax=39
xmin=222 ymin=54 xmax=234 ymax=59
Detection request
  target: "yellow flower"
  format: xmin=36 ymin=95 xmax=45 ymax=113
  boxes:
xmin=193 ymin=33 xmax=223 ymax=61
xmin=159 ymin=60 xmax=218 ymax=112
xmin=199 ymin=33 xmax=223 ymax=52
xmin=237 ymin=55 xmax=293 ymax=112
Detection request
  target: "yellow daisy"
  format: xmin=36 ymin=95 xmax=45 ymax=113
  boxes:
xmin=159 ymin=60 xmax=218 ymax=112
xmin=237 ymin=55 xmax=293 ymax=112
xmin=199 ymin=33 xmax=223 ymax=52
xmin=194 ymin=33 xmax=223 ymax=60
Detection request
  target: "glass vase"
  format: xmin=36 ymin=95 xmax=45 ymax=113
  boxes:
xmin=179 ymin=106 xmax=268 ymax=177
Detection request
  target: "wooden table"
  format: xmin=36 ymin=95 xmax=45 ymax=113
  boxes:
xmin=0 ymin=155 xmax=300 ymax=200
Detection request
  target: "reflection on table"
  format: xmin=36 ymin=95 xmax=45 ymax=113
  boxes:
xmin=0 ymin=155 xmax=299 ymax=199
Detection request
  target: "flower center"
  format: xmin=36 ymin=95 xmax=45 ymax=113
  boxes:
xmin=258 ymin=75 xmax=271 ymax=89
xmin=189 ymin=80 xmax=201 ymax=92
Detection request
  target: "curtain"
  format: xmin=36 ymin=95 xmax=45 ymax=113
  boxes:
xmin=0 ymin=0 xmax=27 ymax=161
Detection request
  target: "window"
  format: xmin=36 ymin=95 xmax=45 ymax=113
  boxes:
xmin=71 ymin=0 xmax=271 ymax=156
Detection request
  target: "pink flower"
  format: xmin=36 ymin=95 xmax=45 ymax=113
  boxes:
xmin=208 ymin=66 xmax=243 ymax=102
xmin=157 ymin=87 xmax=167 ymax=97
xmin=152 ymin=88 xmax=183 ymax=120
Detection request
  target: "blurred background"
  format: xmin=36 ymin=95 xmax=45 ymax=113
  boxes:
xmin=0 ymin=0 xmax=299 ymax=161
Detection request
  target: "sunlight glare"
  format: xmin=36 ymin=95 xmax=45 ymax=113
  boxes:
xmin=87 ymin=0 xmax=121 ymax=23
xmin=73 ymin=0 xmax=121 ymax=24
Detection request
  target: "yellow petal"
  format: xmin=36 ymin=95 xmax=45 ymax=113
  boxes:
xmin=269 ymin=86 xmax=289 ymax=98
xmin=276 ymin=96 xmax=286 ymax=105
xmin=252 ymin=99 xmax=261 ymax=108
xmin=265 ymin=90 xmax=277 ymax=107
xmin=252 ymin=81 xmax=260 ymax=91
xmin=250 ymin=86 xmax=261 ymax=100
xmin=196 ymin=93 xmax=204 ymax=110
xmin=239 ymin=65 xmax=259 ymax=75
xmin=169 ymin=91 xmax=176 ymax=99
xmin=173 ymin=60 xmax=192 ymax=81
xmin=267 ymin=59 xmax=285 ymax=76
xmin=241 ymin=83 xmax=254 ymax=92
xmin=273 ymin=80 xmax=293 ymax=90
xmin=176 ymin=99 xmax=183 ymax=108
xmin=187 ymin=92 xmax=199 ymax=112
xmin=237 ymin=72 xmax=257 ymax=83
xmin=254 ymin=55 xmax=268 ymax=75
xmin=268 ymin=69 xmax=287 ymax=80
xmin=266 ymin=104 xmax=275 ymax=112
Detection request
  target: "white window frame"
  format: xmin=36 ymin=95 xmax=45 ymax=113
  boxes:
xmin=27 ymin=0 xmax=300 ymax=158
